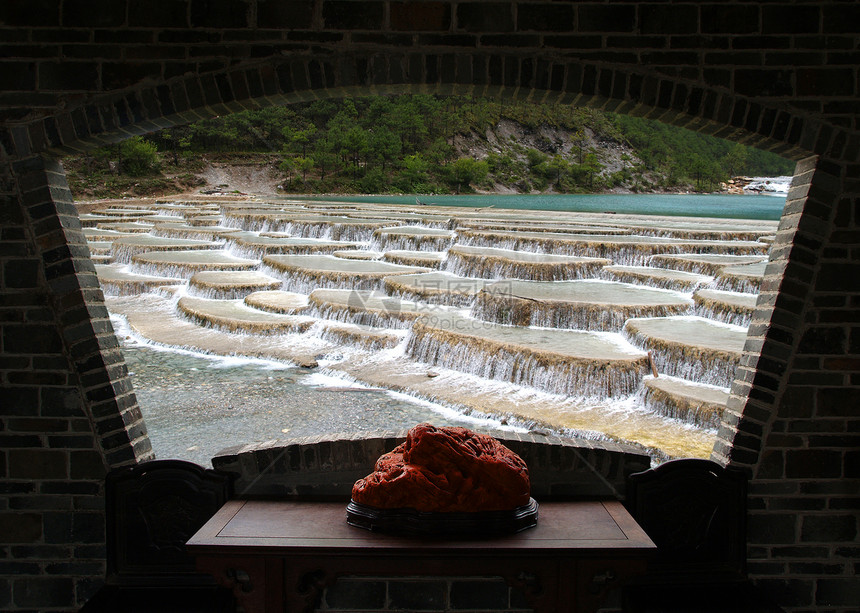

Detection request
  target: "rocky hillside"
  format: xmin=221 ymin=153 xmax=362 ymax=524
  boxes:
xmin=63 ymin=95 xmax=794 ymax=200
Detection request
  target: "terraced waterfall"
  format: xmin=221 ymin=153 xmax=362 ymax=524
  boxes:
xmin=87 ymin=197 xmax=778 ymax=459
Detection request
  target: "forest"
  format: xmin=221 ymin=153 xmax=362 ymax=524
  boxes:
xmin=65 ymin=95 xmax=795 ymax=199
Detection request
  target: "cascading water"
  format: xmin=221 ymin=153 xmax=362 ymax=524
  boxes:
xmin=88 ymin=196 xmax=780 ymax=460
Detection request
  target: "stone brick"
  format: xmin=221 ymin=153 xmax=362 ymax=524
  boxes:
xmin=755 ymin=578 xmax=815 ymax=608
xmin=323 ymin=1 xmax=384 ymax=30
xmin=0 ymin=0 xmax=60 ymax=26
xmin=748 ymin=512 xmax=798 ymax=544
xmin=13 ymin=576 xmax=74 ymax=607
xmin=734 ymin=69 xmax=794 ymax=98
xmin=639 ymin=5 xmax=698 ymax=35
xmin=816 ymin=388 xmax=857 ymax=417
xmin=816 ymin=578 xmax=860 ymax=607
xmin=0 ymin=512 xmax=42 ymax=543
xmin=798 ymin=326 xmax=846 ymax=354
xmin=457 ymin=5 xmax=514 ymax=34
xmin=772 ymin=545 xmax=831 ymax=559
xmin=701 ymin=4 xmax=760 ymax=34
xmin=762 ymin=5 xmax=821 ymax=35
xmin=517 ymin=3 xmax=573 ymax=32
xmin=9 ymin=449 xmax=68 ymax=479
xmin=190 ymin=0 xmax=251 ymax=28
xmin=255 ymin=0 xmax=314 ymax=29
xmin=38 ymin=62 xmax=99 ymax=91
xmin=128 ymin=0 xmax=190 ymax=28
xmin=801 ymin=514 xmax=858 ymax=543
xmin=785 ymin=449 xmax=842 ymax=479
xmin=577 ymin=5 xmax=634 ymax=33
xmin=797 ymin=68 xmax=856 ymax=97
xmin=0 ymin=63 xmax=37 ymax=91
xmin=390 ymin=1 xmax=450 ymax=31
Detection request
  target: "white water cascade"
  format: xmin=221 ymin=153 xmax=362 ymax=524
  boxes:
xmin=90 ymin=197 xmax=779 ymax=460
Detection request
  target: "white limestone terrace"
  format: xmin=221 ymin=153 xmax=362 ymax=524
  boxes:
xmin=188 ymin=270 xmax=283 ymax=300
xmin=130 ymin=249 xmax=259 ymax=279
xmin=224 ymin=231 xmax=358 ymax=257
xmin=331 ymin=249 xmax=383 ymax=260
xmin=97 ymin=221 xmax=156 ymax=233
xmin=383 ymin=271 xmax=498 ymax=306
xmin=458 ymin=229 xmax=769 ymax=265
xmin=447 ymin=244 xmax=610 ymax=281
xmin=601 ymin=265 xmax=713 ymax=291
xmin=371 ymin=225 xmax=458 ymax=251
xmin=307 ymin=288 xmax=459 ymax=329
xmin=715 ymin=260 xmax=768 ymax=293
xmin=643 ymin=375 xmax=731 ymax=430
xmin=177 ymin=295 xmax=316 ymax=334
xmin=110 ymin=235 xmax=222 ymax=263
xmin=83 ymin=228 xmax=138 ymax=241
xmin=97 ymin=207 xmax=160 ymax=217
xmin=624 ymin=315 xmax=749 ymax=388
xmin=693 ymin=288 xmax=759 ymax=327
xmin=86 ymin=197 xmax=779 ymax=460
xmin=648 ymin=253 xmax=768 ymax=275
xmin=86 ymin=241 xmax=113 ymax=256
xmin=473 ymin=278 xmax=694 ymax=331
xmin=262 ymin=254 xmax=429 ymax=293
xmin=152 ymin=222 xmax=242 ymax=240
xmin=322 ymin=207 xmax=454 ymax=228
xmin=455 ymin=219 xmax=633 ymax=235
xmin=243 ymin=290 xmax=310 ymax=314
xmin=408 ymin=311 xmax=650 ymax=398
xmin=95 ymin=263 xmax=184 ymax=296
xmin=222 ymin=209 xmax=403 ymax=241
xmin=382 ymin=250 xmax=446 ymax=268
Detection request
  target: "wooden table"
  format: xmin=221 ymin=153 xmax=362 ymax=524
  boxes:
xmin=187 ymin=499 xmax=655 ymax=612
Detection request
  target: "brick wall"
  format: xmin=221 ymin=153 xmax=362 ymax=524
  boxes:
xmin=1 ymin=156 xmax=154 ymax=609
xmin=719 ymin=158 xmax=860 ymax=610
xmin=0 ymin=1 xmax=858 ymax=611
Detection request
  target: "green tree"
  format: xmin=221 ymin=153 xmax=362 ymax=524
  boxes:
xmin=397 ymin=154 xmax=429 ymax=191
xmin=279 ymin=152 xmax=295 ymax=188
xmin=722 ymin=143 xmax=749 ymax=178
xmin=581 ymin=151 xmax=604 ymax=190
xmin=120 ymin=137 xmax=160 ymax=176
xmin=547 ymin=155 xmax=568 ymax=189
xmin=369 ymin=130 xmax=402 ymax=172
xmin=449 ymin=157 xmax=489 ymax=193
xmin=342 ymin=126 xmax=369 ymax=181
xmin=294 ymin=156 xmax=314 ymax=182
xmin=290 ymin=125 xmax=317 ymax=157
xmin=312 ymin=136 xmax=337 ymax=181
xmin=360 ymin=167 xmax=386 ymax=193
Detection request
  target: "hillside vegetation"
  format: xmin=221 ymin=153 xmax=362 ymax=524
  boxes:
xmin=65 ymin=95 xmax=794 ymax=199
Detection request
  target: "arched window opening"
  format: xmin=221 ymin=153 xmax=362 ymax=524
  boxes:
xmin=64 ymin=93 xmax=797 ymax=467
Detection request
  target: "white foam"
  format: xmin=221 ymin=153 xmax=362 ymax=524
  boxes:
xmin=744 ymin=176 xmax=791 ymax=196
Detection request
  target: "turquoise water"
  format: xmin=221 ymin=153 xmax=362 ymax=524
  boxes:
xmin=294 ymin=193 xmax=787 ymax=221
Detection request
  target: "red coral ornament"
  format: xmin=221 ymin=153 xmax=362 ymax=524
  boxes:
xmin=351 ymin=424 xmax=531 ymax=513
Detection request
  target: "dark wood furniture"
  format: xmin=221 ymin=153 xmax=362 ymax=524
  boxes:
xmin=80 ymin=460 xmax=234 ymax=613
xmin=623 ymin=459 xmax=784 ymax=613
xmin=187 ymin=499 xmax=656 ymax=612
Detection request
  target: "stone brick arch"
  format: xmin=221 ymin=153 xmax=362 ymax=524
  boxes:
xmin=11 ymin=51 xmax=825 ymax=479
xmin=2 ymin=3 xmax=858 ymax=609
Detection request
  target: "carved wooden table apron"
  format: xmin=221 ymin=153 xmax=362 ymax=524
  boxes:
xmin=187 ymin=499 xmax=655 ymax=613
